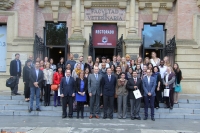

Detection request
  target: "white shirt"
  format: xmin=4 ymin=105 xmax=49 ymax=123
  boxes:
xmin=150 ymin=58 xmax=160 ymax=67
xmin=147 ymin=76 xmax=150 ymax=84
xmin=159 ymin=66 xmax=167 ymax=79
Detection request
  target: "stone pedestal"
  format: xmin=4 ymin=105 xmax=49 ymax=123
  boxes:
xmin=124 ymin=38 xmax=141 ymax=60
xmin=68 ymin=34 xmax=86 ymax=60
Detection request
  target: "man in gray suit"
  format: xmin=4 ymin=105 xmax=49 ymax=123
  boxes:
xmin=88 ymin=66 xmax=103 ymax=119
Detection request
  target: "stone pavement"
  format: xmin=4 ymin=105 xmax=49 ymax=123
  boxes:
xmin=0 ymin=116 xmax=200 ymax=133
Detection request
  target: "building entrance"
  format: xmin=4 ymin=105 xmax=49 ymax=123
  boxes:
xmin=94 ymin=48 xmax=115 ymax=60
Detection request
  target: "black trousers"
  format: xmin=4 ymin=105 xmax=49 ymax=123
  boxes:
xmin=155 ymin=88 xmax=161 ymax=107
xmin=103 ymin=95 xmax=114 ymax=117
xmin=166 ymin=89 xmax=174 ymax=107
xmin=62 ymin=96 xmax=73 ymax=116
xmin=24 ymin=83 xmax=30 ymax=99
xmin=44 ymin=84 xmax=51 ymax=104
xmin=114 ymin=97 xmax=118 ymax=111
xmin=77 ymin=102 xmax=84 ymax=117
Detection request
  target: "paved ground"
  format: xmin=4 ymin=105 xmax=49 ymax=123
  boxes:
xmin=0 ymin=116 xmax=200 ymax=133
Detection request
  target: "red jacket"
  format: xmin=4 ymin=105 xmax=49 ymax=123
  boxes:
xmin=53 ymin=72 xmax=63 ymax=85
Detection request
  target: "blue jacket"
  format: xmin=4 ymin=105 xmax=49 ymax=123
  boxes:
xmin=142 ymin=76 xmax=156 ymax=96
xmin=102 ymin=75 xmax=116 ymax=97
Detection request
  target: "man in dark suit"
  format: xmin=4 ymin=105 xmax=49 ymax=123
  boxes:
xmin=9 ymin=53 xmax=22 ymax=95
xmin=102 ymin=68 xmax=117 ymax=119
xmin=142 ymin=69 xmax=156 ymax=121
xmin=126 ymin=71 xmax=143 ymax=120
xmin=60 ymin=69 xmax=75 ymax=118
xmin=29 ymin=61 xmax=44 ymax=112
xmin=88 ymin=66 xmax=103 ymax=119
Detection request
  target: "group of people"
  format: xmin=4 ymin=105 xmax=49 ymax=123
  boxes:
xmin=9 ymin=52 xmax=182 ymax=121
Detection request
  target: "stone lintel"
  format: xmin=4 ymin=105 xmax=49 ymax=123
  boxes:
xmin=124 ymin=39 xmax=141 ymax=47
xmin=197 ymin=0 xmax=200 ymax=7
xmin=84 ymin=1 xmax=127 ymax=9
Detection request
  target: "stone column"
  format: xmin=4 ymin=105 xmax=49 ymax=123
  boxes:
xmin=69 ymin=0 xmax=85 ymax=60
xmin=128 ymin=0 xmax=137 ymax=35
xmin=125 ymin=0 xmax=141 ymax=59
xmin=73 ymin=0 xmax=82 ymax=34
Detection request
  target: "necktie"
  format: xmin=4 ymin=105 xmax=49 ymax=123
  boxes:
xmin=134 ymin=78 xmax=137 ymax=84
xmin=148 ymin=77 xmax=150 ymax=84
xmin=95 ymin=74 xmax=98 ymax=80
xmin=67 ymin=77 xmax=69 ymax=84
xmin=109 ymin=75 xmax=111 ymax=82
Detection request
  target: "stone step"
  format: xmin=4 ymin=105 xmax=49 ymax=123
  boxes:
xmin=1 ymin=104 xmax=200 ymax=114
xmin=1 ymin=95 xmax=200 ymax=104
xmin=1 ymin=110 xmax=200 ymax=119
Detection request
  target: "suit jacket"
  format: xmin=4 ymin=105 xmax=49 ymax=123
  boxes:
xmin=60 ymin=76 xmax=75 ymax=96
xmin=126 ymin=78 xmax=143 ymax=99
xmin=29 ymin=68 xmax=44 ymax=88
xmin=142 ymin=76 xmax=156 ymax=96
xmin=23 ymin=65 xmax=31 ymax=83
xmin=102 ymin=75 xmax=116 ymax=97
xmin=10 ymin=59 xmax=22 ymax=77
xmin=163 ymin=72 xmax=175 ymax=90
xmin=75 ymin=77 xmax=88 ymax=92
xmin=88 ymin=73 xmax=103 ymax=95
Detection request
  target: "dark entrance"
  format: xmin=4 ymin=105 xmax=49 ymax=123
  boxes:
xmin=46 ymin=47 xmax=65 ymax=64
xmin=94 ymin=48 xmax=115 ymax=60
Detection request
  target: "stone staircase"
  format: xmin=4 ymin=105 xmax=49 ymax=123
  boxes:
xmin=0 ymin=95 xmax=200 ymax=119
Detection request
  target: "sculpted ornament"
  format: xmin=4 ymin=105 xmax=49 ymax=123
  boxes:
xmin=0 ymin=0 xmax=15 ymax=10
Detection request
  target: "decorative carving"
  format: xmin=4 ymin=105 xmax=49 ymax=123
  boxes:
xmin=89 ymin=34 xmax=93 ymax=56
xmin=34 ymin=34 xmax=45 ymax=61
xmin=0 ymin=0 xmax=15 ymax=10
xmin=116 ymin=34 xmax=124 ymax=56
xmin=38 ymin=0 xmax=72 ymax=23
xmin=197 ymin=0 xmax=200 ymax=7
xmin=165 ymin=35 xmax=176 ymax=54
xmin=138 ymin=0 xmax=175 ymax=24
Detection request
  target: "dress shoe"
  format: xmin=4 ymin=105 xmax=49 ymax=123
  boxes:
xmin=36 ymin=108 xmax=41 ymax=111
xmin=165 ymin=106 xmax=170 ymax=109
xmin=40 ymin=98 xmax=43 ymax=102
xmin=44 ymin=103 xmax=47 ymax=106
xmin=57 ymin=103 xmax=61 ymax=106
xmin=170 ymin=106 xmax=173 ymax=110
xmin=110 ymin=117 xmax=113 ymax=119
xmin=131 ymin=117 xmax=135 ymax=120
xmin=62 ymin=115 xmax=66 ymax=118
xmin=103 ymin=116 xmax=107 ymax=119
xmin=68 ymin=116 xmax=73 ymax=118
xmin=156 ymin=107 xmax=159 ymax=109
xmin=15 ymin=93 xmax=21 ymax=95
xmin=143 ymin=117 xmax=148 ymax=120
xmin=89 ymin=115 xmax=93 ymax=119
xmin=28 ymin=108 xmax=32 ymax=113
xmin=11 ymin=93 xmax=16 ymax=96
xmin=95 ymin=115 xmax=100 ymax=119
xmin=135 ymin=116 xmax=141 ymax=120
xmin=151 ymin=117 xmax=155 ymax=121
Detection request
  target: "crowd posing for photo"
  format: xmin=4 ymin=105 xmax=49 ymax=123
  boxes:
xmin=9 ymin=52 xmax=182 ymax=121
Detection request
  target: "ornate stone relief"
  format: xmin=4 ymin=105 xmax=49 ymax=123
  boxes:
xmin=0 ymin=0 xmax=15 ymax=10
xmin=197 ymin=0 xmax=200 ymax=7
xmin=138 ymin=0 xmax=175 ymax=24
xmin=38 ymin=0 xmax=72 ymax=23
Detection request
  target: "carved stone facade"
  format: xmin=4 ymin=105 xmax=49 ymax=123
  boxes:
xmin=0 ymin=0 xmax=15 ymax=10
xmin=0 ymin=0 xmax=199 ymax=93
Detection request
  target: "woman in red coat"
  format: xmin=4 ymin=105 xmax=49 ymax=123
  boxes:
xmin=53 ymin=66 xmax=63 ymax=107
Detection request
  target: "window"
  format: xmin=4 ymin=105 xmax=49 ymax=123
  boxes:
xmin=46 ymin=22 xmax=67 ymax=46
xmin=0 ymin=25 xmax=7 ymax=72
xmin=142 ymin=24 xmax=165 ymax=48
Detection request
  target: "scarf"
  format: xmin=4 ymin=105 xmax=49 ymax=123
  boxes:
xmin=75 ymin=68 xmax=81 ymax=75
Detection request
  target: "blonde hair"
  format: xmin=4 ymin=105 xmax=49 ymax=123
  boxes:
xmin=136 ymin=57 xmax=143 ymax=65
xmin=143 ymin=57 xmax=150 ymax=65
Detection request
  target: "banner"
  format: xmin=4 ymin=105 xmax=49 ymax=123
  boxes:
xmin=0 ymin=25 xmax=7 ymax=72
xmin=92 ymin=24 xmax=117 ymax=47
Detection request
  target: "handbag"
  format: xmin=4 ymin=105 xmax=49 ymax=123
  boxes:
xmin=6 ymin=77 xmax=16 ymax=88
xmin=164 ymin=89 xmax=170 ymax=97
xmin=175 ymin=84 xmax=182 ymax=92
xmin=51 ymin=84 xmax=58 ymax=91
xmin=133 ymin=89 xmax=142 ymax=99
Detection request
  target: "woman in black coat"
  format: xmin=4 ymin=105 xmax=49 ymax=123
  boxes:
xmin=23 ymin=59 xmax=32 ymax=102
xmin=75 ymin=70 xmax=88 ymax=119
